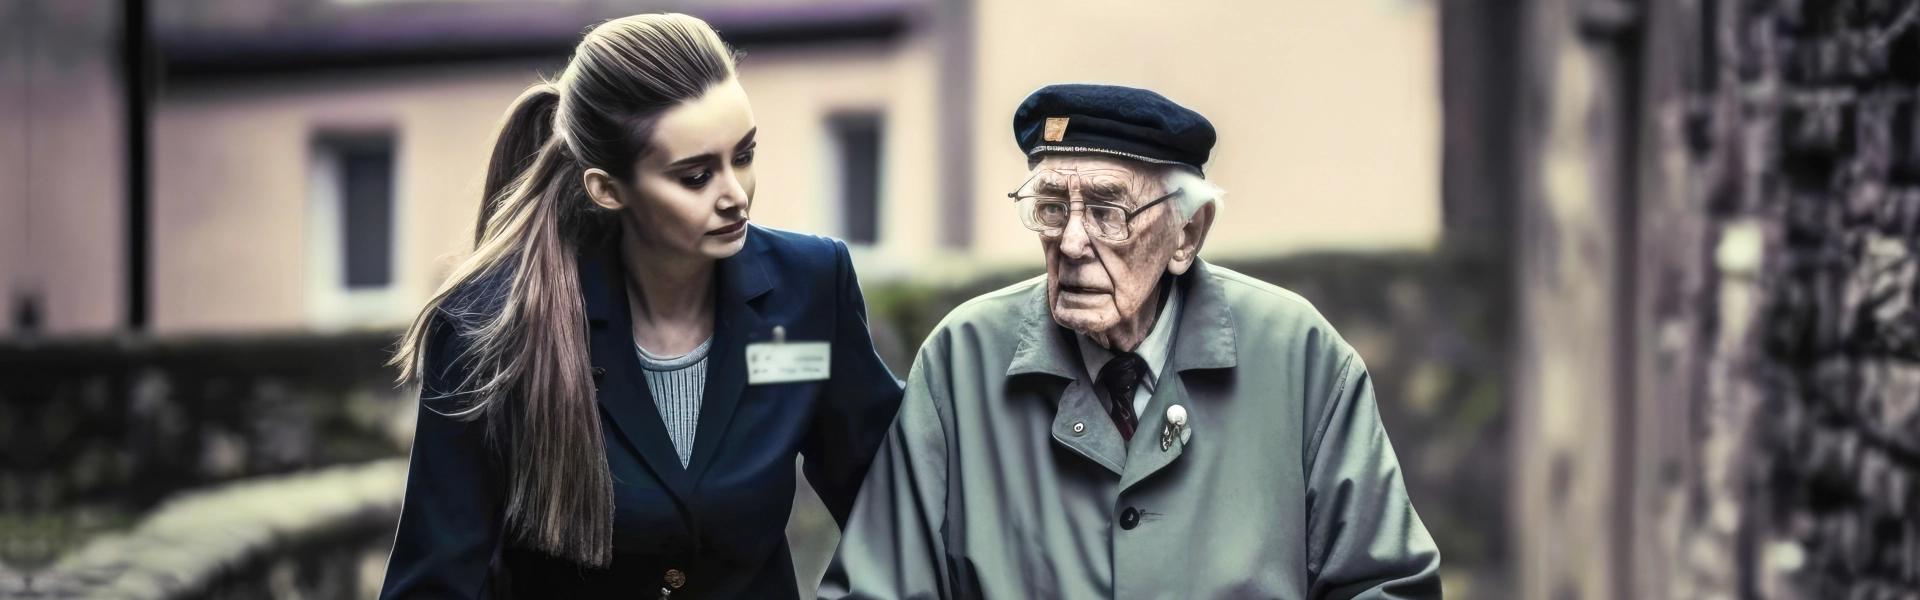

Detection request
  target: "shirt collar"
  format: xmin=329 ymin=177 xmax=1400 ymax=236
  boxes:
xmin=1077 ymin=281 xmax=1183 ymax=392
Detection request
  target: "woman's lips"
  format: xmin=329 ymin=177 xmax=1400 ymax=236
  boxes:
xmin=708 ymin=220 xmax=747 ymax=235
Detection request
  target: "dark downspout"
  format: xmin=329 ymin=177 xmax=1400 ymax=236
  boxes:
xmin=121 ymin=0 xmax=150 ymax=331
xmin=936 ymin=0 xmax=974 ymax=250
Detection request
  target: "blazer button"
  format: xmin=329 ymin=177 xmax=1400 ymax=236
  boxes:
xmin=664 ymin=568 xmax=686 ymax=589
xmin=1119 ymin=507 xmax=1140 ymax=530
xmin=592 ymin=366 xmax=606 ymax=381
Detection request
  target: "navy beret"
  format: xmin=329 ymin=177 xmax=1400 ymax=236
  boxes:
xmin=1013 ymin=84 xmax=1216 ymax=173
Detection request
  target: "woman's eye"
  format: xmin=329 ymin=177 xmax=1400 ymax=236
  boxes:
xmin=732 ymin=150 xmax=755 ymax=167
xmin=680 ymin=171 xmax=713 ymax=188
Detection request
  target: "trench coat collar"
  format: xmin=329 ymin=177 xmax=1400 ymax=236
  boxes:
xmin=579 ymin=228 xmax=774 ymax=504
xmin=1007 ymin=259 xmax=1237 ymax=380
xmin=1167 ymin=260 xmax=1237 ymax=372
xmin=1009 ymin=260 xmax=1238 ymax=477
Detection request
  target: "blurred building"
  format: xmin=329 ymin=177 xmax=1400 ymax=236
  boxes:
xmin=5 ymin=1 xmax=1459 ymax=598
xmin=12 ymin=0 xmax=1920 ymax=599
xmin=3 ymin=0 xmax=1439 ymax=338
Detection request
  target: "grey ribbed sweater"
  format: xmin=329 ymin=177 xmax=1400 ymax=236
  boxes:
xmin=635 ymin=337 xmax=710 ymax=468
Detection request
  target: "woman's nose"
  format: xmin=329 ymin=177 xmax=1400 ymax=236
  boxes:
xmin=716 ymin=169 xmax=748 ymax=212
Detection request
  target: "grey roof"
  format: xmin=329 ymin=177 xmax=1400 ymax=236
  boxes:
xmin=154 ymin=0 xmax=923 ymax=82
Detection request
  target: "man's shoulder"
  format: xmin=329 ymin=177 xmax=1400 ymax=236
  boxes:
xmin=1200 ymin=263 xmax=1358 ymax=361
xmin=1201 ymin=264 xmax=1317 ymax=313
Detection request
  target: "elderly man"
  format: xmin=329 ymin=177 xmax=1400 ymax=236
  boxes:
xmin=822 ymin=84 xmax=1440 ymax=599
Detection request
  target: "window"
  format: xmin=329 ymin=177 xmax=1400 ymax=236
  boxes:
xmin=331 ymin=137 xmax=394 ymax=288
xmin=307 ymin=132 xmax=403 ymax=328
xmin=828 ymin=112 xmax=883 ymax=245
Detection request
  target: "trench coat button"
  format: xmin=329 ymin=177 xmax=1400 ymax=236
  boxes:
xmin=592 ymin=366 xmax=606 ymax=381
xmin=1119 ymin=507 xmax=1140 ymax=530
xmin=1071 ymin=422 xmax=1086 ymax=436
xmin=664 ymin=568 xmax=686 ymax=588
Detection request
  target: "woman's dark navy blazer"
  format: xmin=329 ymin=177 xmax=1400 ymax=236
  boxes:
xmin=379 ymin=225 xmax=905 ymax=599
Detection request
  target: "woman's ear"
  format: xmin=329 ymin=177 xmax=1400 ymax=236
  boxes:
xmin=1167 ymin=203 xmax=1215 ymax=276
xmin=582 ymin=168 xmax=626 ymax=211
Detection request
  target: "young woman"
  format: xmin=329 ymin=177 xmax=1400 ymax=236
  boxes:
xmin=378 ymin=14 xmax=903 ymax=599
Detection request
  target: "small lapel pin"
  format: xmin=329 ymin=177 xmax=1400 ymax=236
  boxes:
xmin=1161 ymin=404 xmax=1188 ymax=451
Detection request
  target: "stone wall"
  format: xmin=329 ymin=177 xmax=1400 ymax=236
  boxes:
xmin=1502 ymin=0 xmax=1920 ymax=597
xmin=10 ymin=459 xmax=405 ymax=599
xmin=0 ymin=334 xmax=413 ymax=579
xmin=1711 ymin=0 xmax=1920 ymax=595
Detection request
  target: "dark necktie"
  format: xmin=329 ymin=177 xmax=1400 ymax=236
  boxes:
xmin=1096 ymin=352 xmax=1147 ymax=440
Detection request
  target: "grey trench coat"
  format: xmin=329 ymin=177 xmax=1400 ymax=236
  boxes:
xmin=821 ymin=261 xmax=1441 ymax=599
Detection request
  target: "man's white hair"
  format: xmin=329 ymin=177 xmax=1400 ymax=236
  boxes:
xmin=1163 ymin=166 xmax=1225 ymax=222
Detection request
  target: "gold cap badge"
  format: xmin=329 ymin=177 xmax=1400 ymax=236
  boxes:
xmin=1043 ymin=117 xmax=1069 ymax=142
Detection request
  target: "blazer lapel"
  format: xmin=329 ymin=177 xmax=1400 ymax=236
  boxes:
xmin=580 ymin=242 xmax=695 ymax=501
xmin=685 ymin=229 xmax=773 ymax=486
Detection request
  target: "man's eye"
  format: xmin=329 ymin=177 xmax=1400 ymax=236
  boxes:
xmin=732 ymin=150 xmax=755 ymax=167
xmin=680 ymin=171 xmax=712 ymax=187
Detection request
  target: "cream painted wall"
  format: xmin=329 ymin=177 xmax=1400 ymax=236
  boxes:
xmin=149 ymin=43 xmax=924 ymax=334
xmin=733 ymin=39 xmax=940 ymax=281
xmin=0 ymin=44 xmax=19 ymax=339
xmin=6 ymin=29 xmax=126 ymax=337
xmin=133 ymin=2 xmax=1439 ymax=335
xmin=967 ymin=0 xmax=1442 ymax=266
xmin=153 ymin=64 xmax=547 ymax=334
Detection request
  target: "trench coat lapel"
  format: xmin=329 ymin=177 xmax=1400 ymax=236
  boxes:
xmin=685 ymin=232 xmax=772 ymax=487
xmin=1119 ymin=260 xmax=1238 ymax=490
xmin=1009 ymin=262 xmax=1239 ymax=481
xmin=1008 ymin=281 xmax=1128 ymax=475
xmin=1119 ymin=372 xmax=1190 ymax=491
xmin=580 ymin=243 xmax=696 ymax=502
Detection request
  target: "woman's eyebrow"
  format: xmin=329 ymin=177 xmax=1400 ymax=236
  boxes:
xmin=663 ymin=127 xmax=759 ymax=168
xmin=666 ymin=152 xmax=717 ymax=169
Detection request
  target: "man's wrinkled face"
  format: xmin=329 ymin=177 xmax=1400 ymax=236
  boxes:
xmin=1034 ymin=155 xmax=1184 ymax=341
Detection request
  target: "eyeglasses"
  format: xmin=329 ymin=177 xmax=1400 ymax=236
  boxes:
xmin=1007 ymin=169 xmax=1181 ymax=243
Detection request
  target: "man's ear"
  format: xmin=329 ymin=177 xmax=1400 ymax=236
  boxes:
xmin=582 ymin=168 xmax=625 ymax=211
xmin=1167 ymin=203 xmax=1214 ymax=276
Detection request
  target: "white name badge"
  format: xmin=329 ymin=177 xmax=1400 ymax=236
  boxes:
xmin=746 ymin=340 xmax=831 ymax=384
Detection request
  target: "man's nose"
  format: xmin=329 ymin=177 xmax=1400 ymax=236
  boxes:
xmin=1056 ymin=203 xmax=1095 ymax=260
